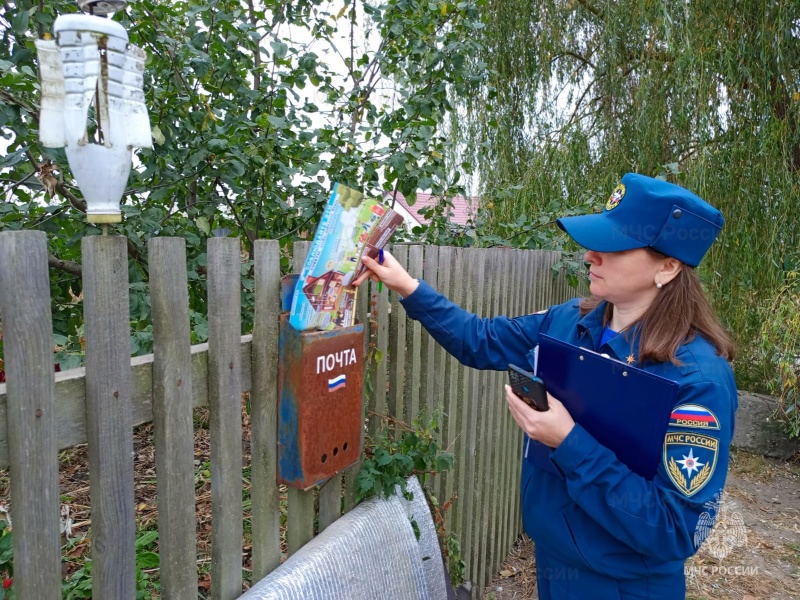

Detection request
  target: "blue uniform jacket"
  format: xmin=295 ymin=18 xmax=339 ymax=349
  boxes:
xmin=401 ymin=280 xmax=738 ymax=579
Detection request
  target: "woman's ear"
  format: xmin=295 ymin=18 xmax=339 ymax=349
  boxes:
xmin=658 ymin=257 xmax=683 ymax=285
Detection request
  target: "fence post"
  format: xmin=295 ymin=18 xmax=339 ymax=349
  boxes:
xmin=250 ymin=240 xmax=282 ymax=577
xmin=149 ymin=237 xmax=197 ymax=599
xmin=0 ymin=231 xmax=61 ymax=599
xmin=207 ymin=237 xmax=244 ymax=600
xmin=287 ymin=242 xmax=314 ymax=555
xmin=82 ymin=235 xmax=136 ymax=598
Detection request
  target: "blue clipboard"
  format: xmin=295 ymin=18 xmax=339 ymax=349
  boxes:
xmin=525 ymin=333 xmax=679 ymax=480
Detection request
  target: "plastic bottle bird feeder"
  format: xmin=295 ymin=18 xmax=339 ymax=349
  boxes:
xmin=35 ymin=1 xmax=152 ymax=224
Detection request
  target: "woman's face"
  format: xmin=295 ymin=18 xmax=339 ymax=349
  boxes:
xmin=584 ymin=248 xmax=665 ymax=307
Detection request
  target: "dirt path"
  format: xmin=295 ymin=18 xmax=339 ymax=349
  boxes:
xmin=484 ymin=449 xmax=800 ymax=599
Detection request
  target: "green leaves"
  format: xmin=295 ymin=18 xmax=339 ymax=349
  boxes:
xmin=355 ymin=410 xmax=454 ymax=503
xmin=0 ymin=521 xmax=13 ymax=576
xmin=759 ymin=272 xmax=800 ymax=439
xmin=150 ymin=126 xmax=165 ymax=146
xmin=269 ymin=41 xmax=289 ymax=61
xmin=11 ymin=10 xmax=30 ymax=36
xmin=134 ymin=530 xmax=160 ymax=572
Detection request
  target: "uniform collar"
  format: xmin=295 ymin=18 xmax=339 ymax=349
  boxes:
xmin=576 ymin=300 xmax=606 ymax=346
xmin=576 ymin=300 xmax=642 ymax=365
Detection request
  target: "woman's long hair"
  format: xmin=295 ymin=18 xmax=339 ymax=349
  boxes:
xmin=579 ymin=252 xmax=736 ymax=365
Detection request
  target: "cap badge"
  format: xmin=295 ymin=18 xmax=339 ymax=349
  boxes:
xmin=606 ymin=183 xmax=626 ymax=211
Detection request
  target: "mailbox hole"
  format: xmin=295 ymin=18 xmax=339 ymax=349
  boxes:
xmin=343 ymin=442 xmax=348 ymax=451
xmin=333 ymin=447 xmax=339 ymax=456
xmin=321 ymin=453 xmax=327 ymax=463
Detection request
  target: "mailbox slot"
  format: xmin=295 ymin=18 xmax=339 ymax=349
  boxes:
xmin=277 ymin=314 xmax=364 ymax=489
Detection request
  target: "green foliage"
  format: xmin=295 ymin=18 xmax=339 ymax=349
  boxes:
xmin=444 ymin=532 xmax=466 ymax=588
xmin=424 ymin=489 xmax=466 ymax=587
xmin=760 ymin=271 xmax=800 ymax=438
xmin=62 ymin=529 xmax=160 ymax=599
xmin=355 ymin=410 xmax=465 ymax=585
xmin=0 ymin=520 xmax=13 ymax=600
xmin=62 ymin=558 xmax=93 ymax=600
xmin=0 ymin=520 xmax=163 ymax=599
xmin=0 ymin=0 xmax=485 ymax=366
xmin=456 ymin=0 xmax=800 ymax=401
xmin=133 ymin=530 xmax=160 ymax=598
xmin=356 ymin=410 xmax=453 ymax=502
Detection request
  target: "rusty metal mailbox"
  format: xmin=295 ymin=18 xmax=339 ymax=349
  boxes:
xmin=277 ymin=314 xmax=364 ymax=489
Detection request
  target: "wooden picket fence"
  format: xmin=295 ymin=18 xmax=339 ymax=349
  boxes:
xmin=0 ymin=231 xmax=578 ymax=599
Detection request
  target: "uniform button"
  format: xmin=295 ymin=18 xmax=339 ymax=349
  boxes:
xmin=672 ymin=209 xmax=682 ymax=219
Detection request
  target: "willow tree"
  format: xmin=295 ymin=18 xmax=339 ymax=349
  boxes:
xmin=459 ymin=0 xmax=799 ymax=394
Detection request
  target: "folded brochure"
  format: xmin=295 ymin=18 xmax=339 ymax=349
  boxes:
xmin=289 ymin=183 xmax=404 ymax=331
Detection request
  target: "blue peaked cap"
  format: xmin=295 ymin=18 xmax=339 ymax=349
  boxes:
xmin=556 ymin=173 xmax=724 ymax=267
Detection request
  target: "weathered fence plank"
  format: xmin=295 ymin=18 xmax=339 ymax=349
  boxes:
xmin=287 ymin=242 xmax=315 ymax=556
xmin=0 ymin=231 xmax=61 ymax=600
xmin=473 ymin=249 xmax=497 ymax=590
xmin=500 ymin=250 xmax=527 ymax=560
xmin=433 ymin=247 xmax=454 ymax=501
xmin=487 ymin=248 xmax=505 ymax=590
xmin=442 ymin=247 xmax=464 ymax=525
xmin=207 ymin=237 xmax=244 ymax=600
xmin=149 ymin=237 xmax=197 ymax=600
xmin=342 ymin=269 xmax=371 ymax=513
xmin=459 ymin=247 xmax=483 ymax=584
xmin=250 ymin=240 xmax=282 ymax=575
xmin=404 ymin=245 xmax=424 ymax=423
xmin=420 ymin=245 xmax=439 ymax=422
xmin=82 ymin=235 xmax=136 ymax=599
xmin=388 ymin=244 xmax=409 ymax=426
xmin=510 ymin=250 xmax=525 ymax=560
xmin=370 ymin=270 xmax=390 ymax=434
xmin=317 ymin=476 xmax=340 ymax=534
xmin=317 ymin=222 xmax=353 ymax=532
xmin=513 ymin=251 xmax=533 ymax=533
xmin=286 ymin=462 xmax=315 ymax=557
xmin=497 ymin=251 xmax=514 ymax=564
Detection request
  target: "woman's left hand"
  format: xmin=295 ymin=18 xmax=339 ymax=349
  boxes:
xmin=504 ymin=385 xmax=575 ymax=448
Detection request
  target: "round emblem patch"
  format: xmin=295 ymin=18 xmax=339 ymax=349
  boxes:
xmin=605 ymin=183 xmax=626 ymax=210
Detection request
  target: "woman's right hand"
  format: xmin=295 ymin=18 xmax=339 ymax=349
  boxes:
xmin=352 ymin=251 xmax=420 ymax=297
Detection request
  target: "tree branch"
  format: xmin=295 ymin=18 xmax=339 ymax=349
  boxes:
xmin=552 ymin=51 xmax=597 ymax=71
xmin=576 ymin=0 xmax=602 ymax=19
xmin=565 ymin=81 xmax=598 ymax=128
xmin=55 ymin=181 xmax=88 ymax=212
xmin=246 ymin=0 xmax=261 ymax=91
xmin=218 ymin=179 xmax=254 ymax=249
xmin=25 ymin=149 xmax=87 ymax=212
xmin=48 ymin=254 xmax=82 ymax=277
xmin=37 ymin=0 xmax=44 ymax=39
xmin=0 ymin=88 xmax=39 ymax=122
xmin=126 ymin=237 xmax=144 ymax=264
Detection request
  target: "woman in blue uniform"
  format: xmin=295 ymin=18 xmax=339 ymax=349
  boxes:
xmin=354 ymin=173 xmax=737 ymax=599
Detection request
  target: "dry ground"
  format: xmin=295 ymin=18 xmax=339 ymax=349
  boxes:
xmin=484 ymin=449 xmax=800 ymax=600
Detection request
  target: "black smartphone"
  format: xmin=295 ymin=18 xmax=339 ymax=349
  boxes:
xmin=507 ymin=364 xmax=549 ymax=411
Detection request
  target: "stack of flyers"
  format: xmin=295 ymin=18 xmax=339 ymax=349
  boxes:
xmin=289 ymin=183 xmax=404 ymax=331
